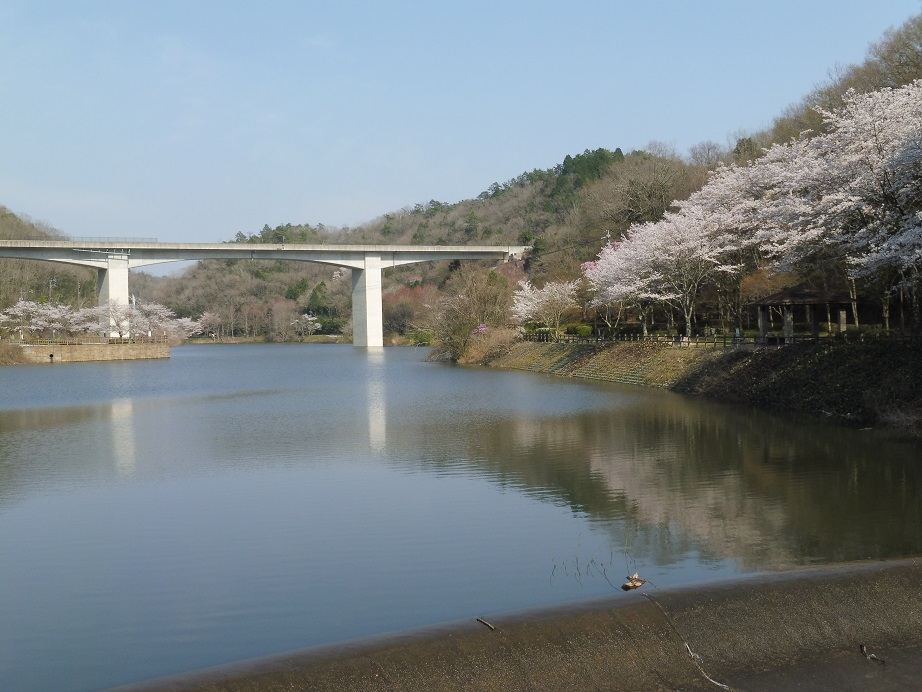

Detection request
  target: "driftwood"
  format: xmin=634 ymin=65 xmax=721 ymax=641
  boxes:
xmin=859 ymin=644 xmax=885 ymax=664
xmin=476 ymin=617 xmax=496 ymax=631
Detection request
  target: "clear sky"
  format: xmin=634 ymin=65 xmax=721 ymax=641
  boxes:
xmin=2 ymin=1 xmax=920 ymax=244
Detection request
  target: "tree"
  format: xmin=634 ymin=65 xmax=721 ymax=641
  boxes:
xmin=30 ymin=302 xmax=71 ymax=336
xmin=868 ymin=15 xmax=922 ymax=88
xmin=291 ymin=313 xmax=322 ymax=340
xmin=383 ymin=299 xmax=415 ymax=336
xmin=581 ymin=148 xmax=704 ymax=233
xmin=688 ymin=140 xmax=725 ymax=170
xmin=584 ymin=193 xmax=742 ymax=336
xmin=172 ymin=317 xmax=203 ymax=339
xmin=0 ymin=300 xmax=41 ymax=339
xmin=512 ymin=280 xmax=579 ymax=337
xmin=731 ymin=136 xmax=760 ymax=164
xmin=105 ymin=301 xmax=139 ymax=338
xmin=0 ymin=299 xmax=200 ymax=340
xmin=70 ymin=305 xmax=107 ymax=334
xmin=430 ymin=267 xmax=512 ymax=361
xmin=307 ymin=281 xmax=329 ymax=314
xmin=584 ymin=240 xmax=656 ymax=335
xmin=611 ymin=79 xmax=922 ymax=334
xmin=199 ymin=311 xmax=223 ymax=340
xmin=740 ymin=81 xmax=922 ymax=326
xmin=285 ymin=277 xmax=309 ymax=301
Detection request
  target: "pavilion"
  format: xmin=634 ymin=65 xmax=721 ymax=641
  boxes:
xmin=752 ymin=284 xmax=853 ymax=342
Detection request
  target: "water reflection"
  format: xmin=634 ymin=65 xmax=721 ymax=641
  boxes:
xmin=366 ymin=350 xmax=387 ymax=453
xmin=1 ymin=354 xmax=919 ymax=576
xmin=110 ymin=399 xmax=136 ymax=476
xmin=0 ymin=403 xmax=115 ymax=508
xmin=1 ymin=345 xmax=920 ymax=692
xmin=444 ymin=392 xmax=922 ymax=571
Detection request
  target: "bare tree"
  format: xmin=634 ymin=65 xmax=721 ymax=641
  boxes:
xmin=430 ymin=267 xmax=512 ymax=361
xmin=688 ymin=140 xmax=725 ymax=170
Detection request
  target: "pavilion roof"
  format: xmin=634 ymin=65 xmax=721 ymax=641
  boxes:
xmin=751 ymin=284 xmax=850 ymax=306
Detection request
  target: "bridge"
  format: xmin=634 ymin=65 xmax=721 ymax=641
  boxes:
xmin=0 ymin=240 xmax=528 ymax=348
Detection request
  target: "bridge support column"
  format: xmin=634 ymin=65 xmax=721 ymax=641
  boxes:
xmin=97 ymin=254 xmax=131 ymax=336
xmin=351 ymin=253 xmax=383 ymax=349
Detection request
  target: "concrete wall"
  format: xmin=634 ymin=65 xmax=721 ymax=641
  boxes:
xmin=117 ymin=559 xmax=922 ymax=691
xmin=19 ymin=342 xmax=169 ymax=364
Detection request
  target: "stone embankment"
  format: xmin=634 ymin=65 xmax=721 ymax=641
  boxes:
xmin=482 ymin=341 xmax=723 ymax=388
xmin=13 ymin=342 xmax=169 ymax=364
xmin=480 ymin=339 xmax=922 ymax=431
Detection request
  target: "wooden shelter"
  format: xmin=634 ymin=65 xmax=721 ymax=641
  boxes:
xmin=752 ymin=285 xmax=852 ymax=342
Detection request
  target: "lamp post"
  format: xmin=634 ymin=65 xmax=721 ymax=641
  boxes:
xmin=17 ymin=288 xmax=33 ymax=341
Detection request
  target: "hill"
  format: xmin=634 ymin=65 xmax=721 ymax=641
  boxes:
xmin=0 ymin=206 xmax=97 ymax=309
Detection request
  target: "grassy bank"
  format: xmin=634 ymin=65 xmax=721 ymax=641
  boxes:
xmin=479 ymin=338 xmax=922 ymax=433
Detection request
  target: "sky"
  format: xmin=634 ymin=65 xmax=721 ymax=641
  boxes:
xmin=2 ymin=0 xmax=921 ymax=245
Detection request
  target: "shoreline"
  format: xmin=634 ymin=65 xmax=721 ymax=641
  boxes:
xmin=476 ymin=339 xmax=922 ymax=434
xmin=114 ymin=559 xmax=922 ymax=691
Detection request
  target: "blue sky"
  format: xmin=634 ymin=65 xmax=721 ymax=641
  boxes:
xmin=2 ymin=1 xmax=920 ymax=244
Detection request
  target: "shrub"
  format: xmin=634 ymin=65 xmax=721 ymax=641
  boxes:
xmin=409 ymin=328 xmax=432 ymax=345
xmin=565 ymin=324 xmax=593 ymax=337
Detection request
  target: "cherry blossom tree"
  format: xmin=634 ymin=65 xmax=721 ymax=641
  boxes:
xmin=586 ymin=80 xmax=922 ymax=333
xmin=99 ymin=300 xmax=132 ymax=338
xmin=583 ymin=239 xmax=657 ymax=335
xmin=70 ymin=305 xmax=108 ymax=334
xmin=0 ymin=299 xmax=201 ymax=341
xmin=172 ymin=317 xmax=203 ymax=339
xmin=806 ymin=82 xmax=922 ymax=280
xmin=291 ymin=313 xmax=322 ymax=339
xmin=729 ymin=80 xmax=922 ymax=326
xmin=131 ymin=302 xmax=175 ymax=336
xmin=30 ymin=302 xmax=72 ymax=337
xmin=512 ymin=280 xmax=579 ymax=337
xmin=0 ymin=301 xmax=41 ymax=339
xmin=584 ymin=209 xmax=740 ymax=336
xmin=199 ymin=311 xmax=223 ymax=340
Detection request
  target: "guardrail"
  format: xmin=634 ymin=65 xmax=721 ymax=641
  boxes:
xmin=66 ymin=236 xmax=159 ymax=243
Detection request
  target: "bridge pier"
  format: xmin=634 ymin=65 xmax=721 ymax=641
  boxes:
xmin=351 ymin=254 xmax=383 ymax=349
xmin=97 ymin=254 xmax=131 ymax=336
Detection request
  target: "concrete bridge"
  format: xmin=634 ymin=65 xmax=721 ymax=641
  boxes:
xmin=0 ymin=240 xmax=528 ymax=348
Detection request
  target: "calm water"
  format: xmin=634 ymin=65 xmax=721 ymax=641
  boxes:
xmin=1 ymin=344 xmax=920 ymax=690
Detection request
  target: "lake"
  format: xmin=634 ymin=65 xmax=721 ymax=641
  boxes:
xmin=0 ymin=343 xmax=919 ymax=690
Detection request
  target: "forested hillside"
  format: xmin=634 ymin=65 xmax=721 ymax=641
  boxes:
xmin=2 ymin=13 xmax=920 ymax=348
xmin=139 ymin=143 xmax=713 ymax=343
xmin=0 ymin=207 xmax=97 ymax=309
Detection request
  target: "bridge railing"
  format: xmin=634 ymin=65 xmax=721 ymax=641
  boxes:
xmin=66 ymin=236 xmax=159 ymax=243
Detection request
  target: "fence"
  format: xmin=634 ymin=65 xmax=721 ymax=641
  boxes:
xmin=2 ymin=334 xmax=169 ymax=346
xmin=521 ymin=331 xmax=917 ymax=348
